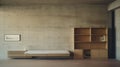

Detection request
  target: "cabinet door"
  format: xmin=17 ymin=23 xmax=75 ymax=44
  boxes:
xmin=91 ymin=49 xmax=108 ymax=59
xmin=74 ymin=49 xmax=83 ymax=59
xmin=99 ymin=50 xmax=108 ymax=59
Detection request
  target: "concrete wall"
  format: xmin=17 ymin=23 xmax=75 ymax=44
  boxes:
xmin=0 ymin=4 xmax=110 ymax=59
xmin=108 ymin=0 xmax=120 ymax=60
xmin=115 ymin=8 xmax=120 ymax=60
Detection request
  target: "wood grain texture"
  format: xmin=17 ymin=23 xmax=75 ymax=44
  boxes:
xmin=8 ymin=51 xmax=32 ymax=58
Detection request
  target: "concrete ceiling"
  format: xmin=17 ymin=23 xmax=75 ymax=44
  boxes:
xmin=0 ymin=0 xmax=115 ymax=5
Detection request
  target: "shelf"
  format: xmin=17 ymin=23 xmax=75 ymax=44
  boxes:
xmin=91 ymin=42 xmax=107 ymax=49
xmin=75 ymin=42 xmax=90 ymax=49
xmin=91 ymin=41 xmax=107 ymax=43
xmin=91 ymin=44 xmax=107 ymax=49
xmin=75 ymin=41 xmax=91 ymax=43
xmin=75 ymin=35 xmax=91 ymax=42
xmin=74 ymin=28 xmax=108 ymax=59
xmin=91 ymin=34 xmax=107 ymax=36
xmin=74 ymin=28 xmax=90 ymax=35
xmin=75 ymin=44 xmax=90 ymax=49
xmin=91 ymin=35 xmax=107 ymax=42
xmin=91 ymin=28 xmax=107 ymax=35
xmin=75 ymin=34 xmax=90 ymax=36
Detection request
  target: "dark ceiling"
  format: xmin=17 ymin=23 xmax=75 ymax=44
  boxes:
xmin=0 ymin=0 xmax=115 ymax=5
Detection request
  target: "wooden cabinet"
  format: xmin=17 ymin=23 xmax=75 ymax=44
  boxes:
xmin=74 ymin=28 xmax=108 ymax=59
xmin=74 ymin=28 xmax=91 ymax=50
xmin=91 ymin=49 xmax=108 ymax=59
xmin=8 ymin=51 xmax=32 ymax=58
xmin=74 ymin=49 xmax=83 ymax=59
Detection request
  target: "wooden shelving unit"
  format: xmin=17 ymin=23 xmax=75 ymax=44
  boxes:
xmin=74 ymin=28 xmax=108 ymax=59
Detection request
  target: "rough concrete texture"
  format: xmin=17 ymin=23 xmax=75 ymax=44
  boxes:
xmin=0 ymin=4 xmax=110 ymax=59
xmin=115 ymin=8 xmax=120 ymax=60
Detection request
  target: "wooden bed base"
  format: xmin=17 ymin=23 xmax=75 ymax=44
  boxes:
xmin=8 ymin=50 xmax=70 ymax=59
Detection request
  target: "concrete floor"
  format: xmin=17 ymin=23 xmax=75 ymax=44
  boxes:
xmin=0 ymin=59 xmax=120 ymax=67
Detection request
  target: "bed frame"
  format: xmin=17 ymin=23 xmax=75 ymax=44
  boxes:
xmin=8 ymin=50 xmax=71 ymax=59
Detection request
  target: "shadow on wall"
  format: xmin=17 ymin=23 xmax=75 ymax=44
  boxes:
xmin=108 ymin=11 xmax=116 ymax=59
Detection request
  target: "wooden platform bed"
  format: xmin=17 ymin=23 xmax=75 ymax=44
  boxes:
xmin=8 ymin=50 xmax=71 ymax=59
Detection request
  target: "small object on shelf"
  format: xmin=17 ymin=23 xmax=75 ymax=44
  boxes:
xmin=100 ymin=35 xmax=106 ymax=42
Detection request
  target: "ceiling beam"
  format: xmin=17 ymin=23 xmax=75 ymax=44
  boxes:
xmin=108 ymin=0 xmax=120 ymax=11
xmin=0 ymin=0 xmax=115 ymax=5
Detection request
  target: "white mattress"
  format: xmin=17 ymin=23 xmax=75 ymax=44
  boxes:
xmin=24 ymin=50 xmax=70 ymax=55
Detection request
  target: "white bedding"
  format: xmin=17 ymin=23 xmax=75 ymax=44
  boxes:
xmin=24 ymin=50 xmax=70 ymax=55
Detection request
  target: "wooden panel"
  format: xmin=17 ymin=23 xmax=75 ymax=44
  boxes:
xmin=8 ymin=51 xmax=25 ymax=54
xmin=99 ymin=50 xmax=108 ymax=59
xmin=91 ymin=49 xmax=108 ymax=59
xmin=91 ymin=28 xmax=107 ymax=35
xmin=75 ymin=35 xmax=91 ymax=42
xmin=75 ymin=43 xmax=90 ymax=49
xmin=74 ymin=28 xmax=90 ymax=35
xmin=91 ymin=43 xmax=107 ymax=49
xmin=8 ymin=51 xmax=32 ymax=58
xmin=74 ymin=49 xmax=83 ymax=59
xmin=91 ymin=50 xmax=99 ymax=59
xmin=8 ymin=55 xmax=31 ymax=58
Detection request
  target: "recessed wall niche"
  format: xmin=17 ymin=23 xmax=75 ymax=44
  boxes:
xmin=4 ymin=34 xmax=21 ymax=41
